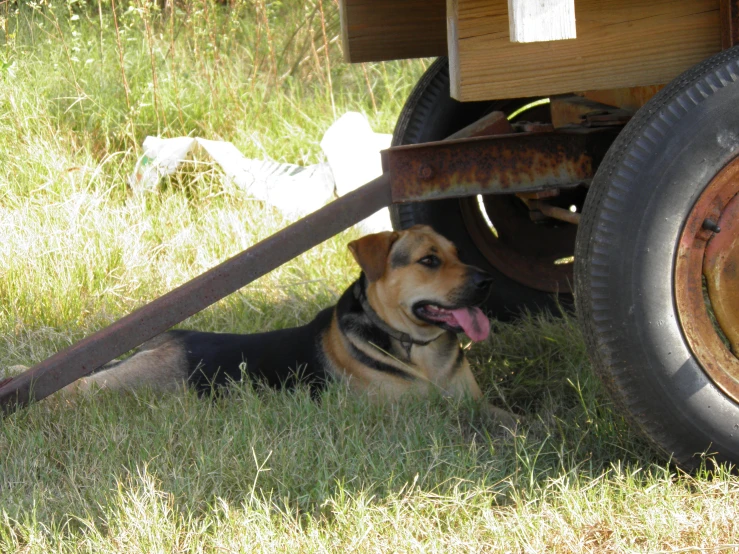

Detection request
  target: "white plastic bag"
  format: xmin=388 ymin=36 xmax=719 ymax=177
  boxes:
xmin=129 ymin=111 xmax=393 ymax=232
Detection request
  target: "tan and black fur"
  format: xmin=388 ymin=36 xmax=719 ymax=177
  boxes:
xmin=60 ymin=226 xmax=512 ymax=422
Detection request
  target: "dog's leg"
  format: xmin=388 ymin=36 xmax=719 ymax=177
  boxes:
xmin=446 ymin=362 xmax=519 ymax=429
xmin=60 ymin=339 xmax=189 ymax=395
xmin=4 ymin=365 xmax=29 ymax=377
xmin=0 ymin=365 xmax=28 ymax=390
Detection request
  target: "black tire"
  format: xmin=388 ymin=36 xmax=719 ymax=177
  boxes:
xmin=575 ymin=47 xmax=739 ymax=469
xmin=390 ymin=58 xmax=567 ymax=320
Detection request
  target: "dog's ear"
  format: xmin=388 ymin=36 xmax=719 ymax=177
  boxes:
xmin=348 ymin=231 xmax=400 ymax=282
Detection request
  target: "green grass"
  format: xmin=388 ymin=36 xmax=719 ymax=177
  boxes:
xmin=2 ymin=1 xmax=739 ymax=552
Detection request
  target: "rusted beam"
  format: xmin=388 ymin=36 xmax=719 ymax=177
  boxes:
xmin=0 ymin=175 xmax=392 ymax=414
xmin=720 ymin=0 xmax=739 ymax=49
xmin=383 ymin=128 xmax=618 ymax=203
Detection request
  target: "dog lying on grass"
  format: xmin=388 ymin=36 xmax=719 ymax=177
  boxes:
xmin=52 ymin=225 xmax=513 ymax=424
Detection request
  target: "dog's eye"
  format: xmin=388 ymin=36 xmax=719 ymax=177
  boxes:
xmin=417 ymin=255 xmax=441 ymax=268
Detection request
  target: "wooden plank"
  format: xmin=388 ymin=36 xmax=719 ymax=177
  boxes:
xmin=508 ymin=0 xmax=576 ymax=43
xmin=340 ymin=0 xmax=447 ymax=63
xmin=720 ymin=0 xmax=739 ymax=49
xmin=448 ymin=0 xmax=721 ymax=101
xmin=580 ymin=85 xmax=665 ymax=112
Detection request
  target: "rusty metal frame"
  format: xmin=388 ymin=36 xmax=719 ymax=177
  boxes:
xmin=0 ymin=127 xmax=616 ymax=414
xmin=383 ymin=128 xmax=617 ymax=203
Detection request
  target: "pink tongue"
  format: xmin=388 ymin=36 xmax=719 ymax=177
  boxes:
xmin=450 ymin=307 xmax=490 ymax=342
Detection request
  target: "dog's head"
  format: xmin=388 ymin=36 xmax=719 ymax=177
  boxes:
xmin=348 ymin=225 xmax=493 ymax=342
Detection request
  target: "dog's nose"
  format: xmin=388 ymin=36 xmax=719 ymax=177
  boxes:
xmin=471 ymin=270 xmax=494 ymax=289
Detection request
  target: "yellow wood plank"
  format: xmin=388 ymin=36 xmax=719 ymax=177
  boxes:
xmin=340 ymin=0 xmax=447 ymax=63
xmin=449 ymin=0 xmax=721 ymax=101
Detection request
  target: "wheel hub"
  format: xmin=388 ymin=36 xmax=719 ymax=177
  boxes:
xmin=704 ymin=194 xmax=739 ymax=353
xmin=675 ymin=156 xmax=739 ymax=402
xmin=460 ymin=193 xmax=578 ymax=293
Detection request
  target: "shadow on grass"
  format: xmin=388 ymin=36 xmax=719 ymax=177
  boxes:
xmin=0 ymin=296 xmax=663 ymax=535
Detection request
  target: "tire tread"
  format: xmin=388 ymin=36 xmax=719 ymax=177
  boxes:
xmin=576 ymin=47 xmax=739 ymax=468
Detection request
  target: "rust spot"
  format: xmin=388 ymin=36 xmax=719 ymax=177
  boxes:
xmin=675 ymin=155 xmax=739 ymax=402
xmin=418 ymin=164 xmax=434 ymax=180
xmin=704 ymin=192 xmax=739 ymax=354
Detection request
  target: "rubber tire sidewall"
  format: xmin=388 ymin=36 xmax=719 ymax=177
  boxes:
xmin=390 ymin=58 xmax=565 ymax=320
xmin=575 ymin=47 xmax=739 ymax=468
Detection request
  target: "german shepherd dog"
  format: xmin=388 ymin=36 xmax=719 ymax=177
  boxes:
xmin=59 ymin=225 xmax=514 ymax=424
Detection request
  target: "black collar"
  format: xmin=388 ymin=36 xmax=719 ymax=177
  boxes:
xmin=353 ymin=279 xmax=436 ymax=357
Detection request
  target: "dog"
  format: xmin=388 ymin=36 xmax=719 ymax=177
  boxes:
xmin=57 ymin=225 xmax=514 ymax=424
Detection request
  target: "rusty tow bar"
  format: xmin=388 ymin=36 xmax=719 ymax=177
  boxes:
xmin=0 ymin=176 xmax=392 ymax=414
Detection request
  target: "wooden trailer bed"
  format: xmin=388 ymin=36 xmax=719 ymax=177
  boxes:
xmin=340 ymin=0 xmax=723 ymax=102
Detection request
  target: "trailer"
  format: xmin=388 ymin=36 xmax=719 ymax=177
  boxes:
xmin=2 ymin=0 xmax=738 ymax=470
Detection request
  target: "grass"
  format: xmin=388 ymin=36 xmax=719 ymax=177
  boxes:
xmin=2 ymin=0 xmax=739 ymax=552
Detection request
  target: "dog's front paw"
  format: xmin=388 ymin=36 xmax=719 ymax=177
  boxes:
xmin=482 ymin=403 xmax=520 ymax=431
xmin=58 ymin=377 xmax=96 ymax=397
